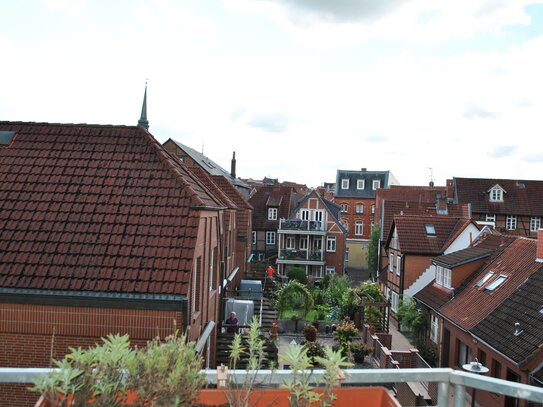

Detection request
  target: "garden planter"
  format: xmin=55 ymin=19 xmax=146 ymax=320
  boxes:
xmin=195 ymin=387 xmax=400 ymax=406
xmin=36 ymin=387 xmax=400 ymax=407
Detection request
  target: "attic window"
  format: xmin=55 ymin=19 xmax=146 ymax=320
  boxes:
xmin=0 ymin=131 xmax=15 ymax=145
xmin=484 ymin=274 xmax=507 ymax=292
xmin=489 ymin=186 xmax=504 ymax=202
xmin=425 ymin=224 xmax=436 ymax=236
xmin=539 ymin=306 xmax=543 ymax=314
xmin=476 ymin=271 xmax=494 ymax=287
xmin=204 ymin=160 xmax=215 ymax=169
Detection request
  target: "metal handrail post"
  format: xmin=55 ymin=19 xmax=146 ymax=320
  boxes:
xmin=454 ymin=383 xmax=467 ymax=407
xmin=437 ymin=380 xmax=450 ymax=407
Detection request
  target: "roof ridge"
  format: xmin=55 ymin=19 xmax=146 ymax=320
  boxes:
xmin=0 ymin=120 xmax=139 ymax=129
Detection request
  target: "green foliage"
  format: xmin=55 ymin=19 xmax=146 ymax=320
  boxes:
xmin=287 ymin=267 xmax=308 ymax=284
xmin=315 ymin=346 xmax=353 ymax=407
xmin=397 ymin=297 xmax=427 ymax=339
xmin=355 ymin=281 xmax=384 ymax=302
xmin=333 ymin=321 xmax=359 ymax=356
xmin=129 ymin=334 xmax=204 ymax=407
xmin=30 ymin=333 xmax=205 ymax=407
xmin=280 ymin=345 xmax=321 ymax=407
xmin=226 ymin=317 xmax=271 ymax=407
xmin=275 ymin=280 xmax=314 ymax=320
xmin=315 ymin=275 xmax=358 ymax=320
xmin=301 ymin=341 xmax=326 ymax=367
xmin=366 ymin=226 xmax=380 ymax=277
xmin=350 ymin=342 xmax=372 ymax=364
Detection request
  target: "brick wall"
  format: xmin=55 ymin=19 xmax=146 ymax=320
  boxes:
xmin=0 ymin=303 xmax=183 ymax=407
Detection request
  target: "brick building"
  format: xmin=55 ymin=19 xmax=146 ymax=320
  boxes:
xmin=334 ymin=168 xmax=399 ymax=269
xmin=0 ymin=122 xmax=226 ymax=406
xmin=276 ymin=189 xmax=347 ymax=278
xmin=415 ymin=232 xmax=543 ymax=407
xmin=449 ymin=177 xmax=543 ymax=237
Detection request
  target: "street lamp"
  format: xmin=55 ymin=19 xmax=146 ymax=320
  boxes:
xmin=462 ymin=358 xmax=489 ymax=407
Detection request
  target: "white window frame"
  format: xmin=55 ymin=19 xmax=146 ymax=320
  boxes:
xmin=326 ymin=266 xmax=335 ymax=275
xmin=430 ymin=314 xmax=439 ymax=343
xmin=252 ymin=231 xmax=256 ymax=245
xmin=311 ymin=266 xmax=323 ymax=278
xmin=489 ymin=187 xmax=503 ymax=202
xmin=326 ymin=236 xmax=337 ymax=252
xmin=300 ymin=209 xmax=310 ymax=221
xmin=209 ymin=248 xmax=215 ymax=291
xmin=355 ymin=204 xmax=364 ymax=214
xmin=341 ymin=179 xmax=349 ymax=189
xmin=391 ymin=291 xmax=399 ymax=312
xmin=300 ymin=237 xmax=308 ymax=250
xmin=314 ymin=210 xmax=324 ymax=222
xmin=355 ymin=220 xmax=363 ymax=236
xmin=356 ymin=179 xmax=365 ymax=190
xmin=286 ymin=236 xmax=295 ymax=249
xmin=396 ymin=255 xmax=401 ymax=276
xmin=341 ymin=203 xmax=348 ymax=213
xmin=372 ymin=180 xmax=381 ymax=190
xmin=389 ymin=253 xmax=394 ymax=272
xmin=268 ymin=207 xmax=278 ymax=220
xmin=266 ymin=231 xmax=276 ymax=245
xmin=506 ymin=215 xmax=517 ymax=230
xmin=530 ymin=216 xmax=541 ymax=232
xmin=371 ymin=204 xmax=375 ymax=214
xmin=485 ymin=214 xmax=496 ymax=223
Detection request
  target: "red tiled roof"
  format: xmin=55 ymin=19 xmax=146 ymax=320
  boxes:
xmin=211 ymin=176 xmax=253 ymax=211
xmin=378 ymin=185 xmax=449 ymax=203
xmin=380 ymin=200 xmax=469 ymax=241
xmin=390 ymin=215 xmax=473 ymax=255
xmin=0 ymin=121 xmax=222 ymax=296
xmin=249 ymin=186 xmax=295 ymax=230
xmin=454 ymin=177 xmax=543 ymax=216
xmin=414 ymin=283 xmax=452 ymax=310
xmin=440 ymin=237 xmax=540 ymax=329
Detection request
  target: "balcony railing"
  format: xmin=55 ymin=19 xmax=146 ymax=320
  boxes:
xmin=278 ymin=249 xmax=323 ymax=262
xmin=279 ymin=219 xmax=325 ymax=232
xmin=2 ymin=367 xmax=543 ymax=406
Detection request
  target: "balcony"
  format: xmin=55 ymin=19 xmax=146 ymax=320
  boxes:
xmin=278 ymin=219 xmax=326 ymax=234
xmin=277 ymin=249 xmax=324 ymax=264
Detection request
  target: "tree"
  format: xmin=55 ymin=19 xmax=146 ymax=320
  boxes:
xmin=366 ymin=226 xmax=380 ymax=277
xmin=286 ymin=267 xmax=308 ymax=285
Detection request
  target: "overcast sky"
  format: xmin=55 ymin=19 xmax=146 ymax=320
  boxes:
xmin=1 ymin=0 xmax=543 ymax=187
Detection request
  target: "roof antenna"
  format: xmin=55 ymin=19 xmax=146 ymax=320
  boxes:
xmin=201 ymin=143 xmax=204 ymax=155
xmin=427 ymin=167 xmax=434 ymax=188
xmin=137 ymin=80 xmax=149 ymax=130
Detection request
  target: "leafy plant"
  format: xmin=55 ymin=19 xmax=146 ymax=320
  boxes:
xmin=225 ymin=317 xmax=273 ymax=407
xmin=275 ymin=280 xmax=314 ymax=332
xmin=30 ymin=333 xmax=205 ymax=407
xmin=129 ymin=333 xmax=205 ymax=407
xmin=333 ymin=321 xmax=359 ymax=357
xmin=303 ymin=324 xmax=317 ymax=342
xmin=280 ymin=345 xmax=321 ymax=407
xmin=315 ymin=346 xmax=353 ymax=407
xmin=349 ymin=342 xmax=372 ymax=364
xmin=287 ymin=267 xmax=308 ymax=285
xmin=366 ymin=226 xmax=380 ymax=277
xmin=301 ymin=341 xmax=325 ymax=367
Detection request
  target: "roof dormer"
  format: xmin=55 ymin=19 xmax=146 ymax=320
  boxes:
xmin=488 ymin=184 xmax=505 ymax=202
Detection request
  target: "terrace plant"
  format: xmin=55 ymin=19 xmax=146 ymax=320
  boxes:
xmin=275 ymin=280 xmax=314 ymax=332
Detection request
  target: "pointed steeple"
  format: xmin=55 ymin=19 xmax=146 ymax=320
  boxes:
xmin=137 ymin=82 xmax=149 ymax=130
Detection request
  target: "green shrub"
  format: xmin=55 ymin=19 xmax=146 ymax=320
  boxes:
xmin=350 ymin=342 xmax=372 ymax=364
xmin=287 ymin=267 xmax=308 ymax=284
xmin=301 ymin=341 xmax=326 ymax=367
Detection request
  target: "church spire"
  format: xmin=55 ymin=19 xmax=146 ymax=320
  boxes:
xmin=137 ymin=82 xmax=149 ymax=130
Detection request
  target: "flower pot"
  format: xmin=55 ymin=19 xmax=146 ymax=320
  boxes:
xmin=36 ymin=386 xmax=400 ymax=407
xmin=195 ymin=387 xmax=400 ymax=407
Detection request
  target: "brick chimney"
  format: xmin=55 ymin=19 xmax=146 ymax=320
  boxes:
xmin=230 ymin=151 xmax=236 ymax=178
xmin=361 ymin=168 xmax=367 ymax=172
xmin=537 ymin=229 xmax=543 ymax=263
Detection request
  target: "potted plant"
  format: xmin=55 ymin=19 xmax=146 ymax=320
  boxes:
xmin=334 ymin=321 xmax=359 ymax=356
xmin=31 ymin=333 xmax=205 ymax=407
xmin=350 ymin=342 xmax=373 ymax=365
xmin=303 ymin=324 xmax=317 ymax=342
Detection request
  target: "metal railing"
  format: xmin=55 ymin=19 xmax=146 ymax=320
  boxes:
xmin=279 ymin=219 xmax=325 ymax=232
xmin=3 ymin=367 xmax=543 ymax=406
xmin=278 ymin=249 xmax=323 ymax=262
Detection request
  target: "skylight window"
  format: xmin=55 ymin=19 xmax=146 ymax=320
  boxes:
xmin=476 ymin=271 xmax=494 ymax=288
xmin=0 ymin=131 xmax=15 ymax=145
xmin=425 ymin=224 xmax=436 ymax=235
xmin=484 ymin=274 xmax=507 ymax=292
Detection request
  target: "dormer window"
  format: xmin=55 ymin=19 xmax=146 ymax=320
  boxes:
xmin=488 ymin=185 xmax=505 ymax=202
xmin=341 ymin=179 xmax=349 ymax=189
xmin=357 ymin=179 xmax=365 ymax=190
xmin=372 ymin=180 xmax=381 ymax=190
xmin=436 ymin=265 xmax=452 ymax=288
xmin=425 ymin=224 xmax=436 ymax=236
xmin=484 ymin=274 xmax=507 ymax=292
xmin=268 ymin=207 xmax=278 ymax=220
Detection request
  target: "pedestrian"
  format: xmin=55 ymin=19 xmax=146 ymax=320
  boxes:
xmin=266 ymin=265 xmax=275 ymax=281
xmin=225 ymin=311 xmax=239 ymax=333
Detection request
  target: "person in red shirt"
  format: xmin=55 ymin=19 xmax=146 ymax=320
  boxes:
xmin=266 ymin=265 xmax=275 ymax=281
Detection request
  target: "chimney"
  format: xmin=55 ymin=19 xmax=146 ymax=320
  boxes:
xmin=537 ymin=229 xmax=543 ymax=263
xmin=361 ymin=168 xmax=367 ymax=172
xmin=429 ymin=181 xmax=434 ymax=188
xmin=230 ymin=151 xmax=236 ymax=178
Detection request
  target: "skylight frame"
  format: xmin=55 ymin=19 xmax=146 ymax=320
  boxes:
xmin=484 ymin=274 xmax=507 ymax=292
xmin=425 ymin=224 xmax=436 ymax=236
xmin=476 ymin=271 xmax=494 ymax=288
xmin=0 ymin=131 xmax=15 ymax=145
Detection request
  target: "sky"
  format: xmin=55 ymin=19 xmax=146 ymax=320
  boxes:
xmin=1 ymin=0 xmax=543 ymax=188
